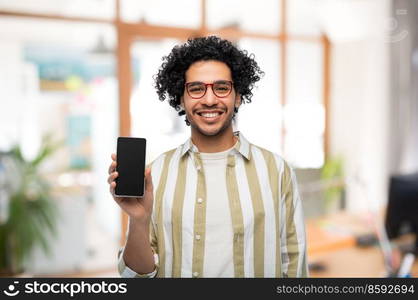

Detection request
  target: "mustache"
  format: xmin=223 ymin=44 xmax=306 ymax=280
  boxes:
xmin=193 ymin=108 xmax=227 ymax=114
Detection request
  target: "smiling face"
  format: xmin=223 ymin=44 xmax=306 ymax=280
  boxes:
xmin=181 ymin=60 xmax=240 ymax=138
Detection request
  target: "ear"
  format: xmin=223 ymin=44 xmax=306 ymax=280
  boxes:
xmin=235 ymin=93 xmax=241 ymax=109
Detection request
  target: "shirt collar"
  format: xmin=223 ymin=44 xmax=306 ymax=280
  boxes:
xmin=180 ymin=131 xmax=251 ymax=160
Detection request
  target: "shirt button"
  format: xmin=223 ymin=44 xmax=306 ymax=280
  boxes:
xmin=193 ymin=272 xmax=199 ymax=278
xmin=196 ymin=165 xmax=201 ymax=171
xmin=195 ymin=234 xmax=201 ymax=241
xmin=197 ymin=198 xmax=203 ymax=204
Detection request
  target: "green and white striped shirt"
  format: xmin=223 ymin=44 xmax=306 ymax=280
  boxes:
xmin=118 ymin=131 xmax=308 ymax=278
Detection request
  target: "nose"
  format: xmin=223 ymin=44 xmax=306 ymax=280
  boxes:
xmin=201 ymin=86 xmax=219 ymax=106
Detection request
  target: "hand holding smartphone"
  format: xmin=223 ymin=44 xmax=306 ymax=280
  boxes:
xmin=107 ymin=139 xmax=155 ymax=274
xmin=108 ymin=137 xmax=153 ymax=223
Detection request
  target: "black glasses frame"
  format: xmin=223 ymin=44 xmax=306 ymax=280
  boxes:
xmin=184 ymin=80 xmax=233 ymax=99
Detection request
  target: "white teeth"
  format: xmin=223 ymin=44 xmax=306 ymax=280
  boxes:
xmin=201 ymin=112 xmax=220 ymax=118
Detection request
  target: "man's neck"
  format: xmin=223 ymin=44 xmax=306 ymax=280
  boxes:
xmin=191 ymin=127 xmax=237 ymax=153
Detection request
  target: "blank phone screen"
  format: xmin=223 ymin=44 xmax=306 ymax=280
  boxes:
xmin=115 ymin=137 xmax=146 ymax=197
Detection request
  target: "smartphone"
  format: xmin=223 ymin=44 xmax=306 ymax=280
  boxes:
xmin=115 ymin=137 xmax=146 ymax=198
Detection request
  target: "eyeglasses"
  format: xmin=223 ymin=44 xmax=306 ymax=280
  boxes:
xmin=185 ymin=80 xmax=233 ymax=99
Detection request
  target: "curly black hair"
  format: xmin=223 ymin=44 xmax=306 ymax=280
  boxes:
xmin=153 ymin=36 xmax=264 ymax=119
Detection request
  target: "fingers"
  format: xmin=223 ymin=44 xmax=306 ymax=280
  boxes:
xmin=109 ymin=153 xmax=121 ymax=202
xmin=109 ymin=180 xmax=122 ymax=202
xmin=108 ymin=162 xmax=116 ymax=175
xmin=108 ymin=160 xmax=116 ymax=175
xmin=109 ymin=181 xmax=116 ymax=196
xmin=108 ymin=153 xmax=117 ymax=174
xmin=107 ymin=171 xmax=118 ymax=184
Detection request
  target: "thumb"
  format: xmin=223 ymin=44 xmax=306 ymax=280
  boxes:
xmin=144 ymin=167 xmax=153 ymax=195
xmin=142 ymin=168 xmax=154 ymax=213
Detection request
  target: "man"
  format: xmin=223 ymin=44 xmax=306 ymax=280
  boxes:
xmin=107 ymin=36 xmax=308 ymax=278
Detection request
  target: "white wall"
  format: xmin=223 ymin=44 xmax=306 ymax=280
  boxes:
xmin=0 ymin=41 xmax=24 ymax=149
xmin=328 ymin=0 xmax=391 ymax=212
xmin=91 ymin=78 xmax=120 ymax=239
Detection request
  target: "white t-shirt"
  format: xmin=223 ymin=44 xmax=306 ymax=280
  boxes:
xmin=200 ymin=145 xmax=235 ymax=277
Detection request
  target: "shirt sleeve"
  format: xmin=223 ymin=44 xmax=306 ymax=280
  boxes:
xmin=117 ymin=217 xmax=160 ymax=278
xmin=117 ymin=246 xmax=159 ymax=278
xmin=280 ymin=162 xmax=309 ymax=278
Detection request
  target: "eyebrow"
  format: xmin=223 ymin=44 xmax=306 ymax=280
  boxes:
xmin=187 ymin=80 xmax=230 ymax=85
xmin=187 ymin=81 xmax=204 ymax=86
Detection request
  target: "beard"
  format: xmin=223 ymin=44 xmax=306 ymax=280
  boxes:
xmin=188 ymin=107 xmax=235 ymax=137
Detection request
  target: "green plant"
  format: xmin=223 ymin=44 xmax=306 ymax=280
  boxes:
xmin=320 ymin=155 xmax=344 ymax=212
xmin=0 ymin=135 xmax=60 ymax=276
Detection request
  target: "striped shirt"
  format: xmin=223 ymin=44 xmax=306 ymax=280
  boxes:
xmin=118 ymin=131 xmax=308 ymax=278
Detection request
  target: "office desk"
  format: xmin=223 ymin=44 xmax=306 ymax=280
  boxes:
xmin=306 ymin=212 xmax=417 ymax=277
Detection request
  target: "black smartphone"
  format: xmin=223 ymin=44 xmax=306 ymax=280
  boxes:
xmin=115 ymin=137 xmax=146 ymax=198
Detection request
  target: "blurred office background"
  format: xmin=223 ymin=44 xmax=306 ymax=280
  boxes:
xmin=0 ymin=0 xmax=417 ymax=277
